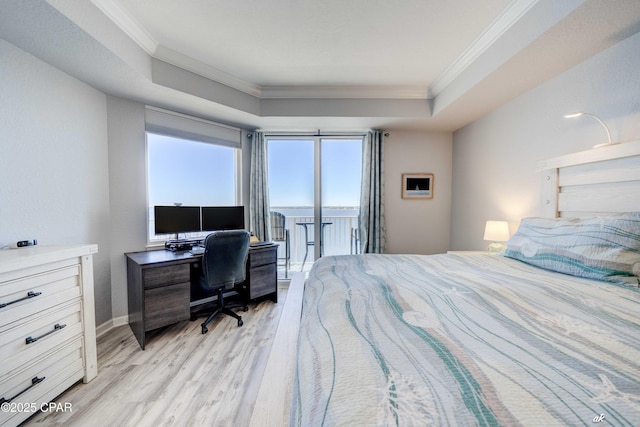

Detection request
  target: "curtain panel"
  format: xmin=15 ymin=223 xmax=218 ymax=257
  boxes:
xmin=250 ymin=131 xmax=271 ymax=242
xmin=359 ymin=130 xmax=386 ymax=253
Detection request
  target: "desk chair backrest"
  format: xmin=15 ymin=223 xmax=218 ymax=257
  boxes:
xmin=270 ymin=211 xmax=287 ymax=241
xmin=202 ymin=230 xmax=250 ymax=290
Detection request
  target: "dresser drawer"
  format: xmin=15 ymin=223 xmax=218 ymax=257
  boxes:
xmin=0 ymin=264 xmax=81 ymax=328
xmin=249 ymin=247 xmax=276 ymax=268
xmin=0 ymin=337 xmax=84 ymax=427
xmin=143 ymin=263 xmax=190 ymax=289
xmin=0 ymin=300 xmax=83 ymax=376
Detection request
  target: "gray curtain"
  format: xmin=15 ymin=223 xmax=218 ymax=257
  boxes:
xmin=250 ymin=131 xmax=271 ymax=242
xmin=359 ymin=130 xmax=386 ymax=253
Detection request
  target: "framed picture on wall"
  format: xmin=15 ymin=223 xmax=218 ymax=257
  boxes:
xmin=402 ymin=173 xmax=434 ymax=199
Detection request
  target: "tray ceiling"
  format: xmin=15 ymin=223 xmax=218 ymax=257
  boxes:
xmin=2 ymin=0 xmax=640 ymax=131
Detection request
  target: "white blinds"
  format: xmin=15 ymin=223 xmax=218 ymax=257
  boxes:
xmin=145 ymin=106 xmax=242 ymax=148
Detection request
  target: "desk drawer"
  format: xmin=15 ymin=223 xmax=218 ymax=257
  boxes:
xmin=143 ymin=263 xmax=190 ymax=289
xmin=0 ymin=265 xmax=80 ymax=328
xmin=145 ymin=282 xmax=190 ymax=331
xmin=247 ymin=264 xmax=277 ymax=299
xmin=249 ymin=247 xmax=276 ymax=268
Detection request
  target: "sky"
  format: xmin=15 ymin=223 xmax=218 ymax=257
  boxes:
xmin=148 ymin=134 xmax=362 ymax=209
xmin=148 ymin=133 xmax=235 ymax=207
xmin=268 ymin=138 xmax=362 ymax=208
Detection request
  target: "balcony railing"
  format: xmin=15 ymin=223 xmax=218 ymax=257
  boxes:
xmin=276 ymin=215 xmax=359 ymax=265
xmin=148 ymin=208 xmax=360 ymax=274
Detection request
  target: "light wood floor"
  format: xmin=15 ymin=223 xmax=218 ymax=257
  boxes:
xmin=23 ymin=283 xmax=290 ymax=427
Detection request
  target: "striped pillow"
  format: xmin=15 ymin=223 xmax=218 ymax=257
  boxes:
xmin=504 ymin=213 xmax=640 ymax=285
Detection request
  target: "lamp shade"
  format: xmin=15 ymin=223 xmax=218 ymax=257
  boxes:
xmin=483 ymin=220 xmax=510 ymax=242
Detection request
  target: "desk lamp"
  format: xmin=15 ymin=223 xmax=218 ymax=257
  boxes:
xmin=483 ymin=220 xmax=510 ymax=254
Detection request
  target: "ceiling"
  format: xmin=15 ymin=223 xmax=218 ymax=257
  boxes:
xmin=108 ymin=0 xmax=512 ymax=90
xmin=2 ymin=0 xmax=640 ymax=131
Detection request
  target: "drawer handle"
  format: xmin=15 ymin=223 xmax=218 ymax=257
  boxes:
xmin=0 ymin=290 xmax=42 ymax=309
xmin=0 ymin=376 xmax=46 ymax=404
xmin=25 ymin=323 xmax=67 ymax=345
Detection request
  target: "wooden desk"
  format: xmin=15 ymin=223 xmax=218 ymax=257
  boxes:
xmin=126 ymin=243 xmax=277 ymax=349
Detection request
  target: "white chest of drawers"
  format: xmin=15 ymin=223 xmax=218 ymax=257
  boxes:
xmin=0 ymin=245 xmax=98 ymax=427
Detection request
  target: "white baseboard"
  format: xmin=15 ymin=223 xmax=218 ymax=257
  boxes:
xmin=96 ymin=315 xmax=129 ymax=338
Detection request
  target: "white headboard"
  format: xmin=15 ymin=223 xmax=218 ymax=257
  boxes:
xmin=536 ymin=140 xmax=640 ymax=218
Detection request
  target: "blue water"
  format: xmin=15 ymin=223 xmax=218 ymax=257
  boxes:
xmin=271 ymin=207 xmax=359 ymax=217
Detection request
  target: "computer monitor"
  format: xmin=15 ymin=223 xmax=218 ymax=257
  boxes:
xmin=154 ymin=206 xmax=201 ymax=235
xmin=201 ymin=206 xmax=245 ymax=231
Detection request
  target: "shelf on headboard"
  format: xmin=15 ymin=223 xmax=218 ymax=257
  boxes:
xmin=537 ymin=140 xmax=640 ymax=218
xmin=536 ymin=139 xmax=640 ymax=171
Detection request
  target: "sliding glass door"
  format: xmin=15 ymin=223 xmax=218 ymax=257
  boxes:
xmin=321 ymin=139 xmax=362 ymax=257
xmin=267 ymin=136 xmax=362 ymax=277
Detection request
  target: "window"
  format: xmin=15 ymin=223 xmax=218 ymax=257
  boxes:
xmin=146 ymin=133 xmax=241 ymax=243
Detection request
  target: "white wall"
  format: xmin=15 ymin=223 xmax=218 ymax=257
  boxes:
xmin=106 ymin=96 xmax=148 ymax=325
xmin=0 ymin=40 xmax=113 ymax=324
xmin=451 ymin=32 xmax=640 ymax=251
xmin=384 ymin=130 xmax=452 ymax=254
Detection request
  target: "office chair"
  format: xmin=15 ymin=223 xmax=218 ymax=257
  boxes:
xmin=192 ymin=230 xmax=250 ymax=334
xmin=270 ymin=211 xmax=290 ymax=278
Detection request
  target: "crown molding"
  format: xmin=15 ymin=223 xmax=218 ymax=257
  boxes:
xmin=88 ymin=0 xmax=430 ymax=100
xmin=154 ymin=45 xmax=263 ymax=97
xmin=260 ymin=85 xmax=430 ymax=99
xmin=90 ymin=0 xmax=157 ymax=55
xmin=92 ymin=0 xmax=536 ymax=101
xmin=428 ymin=0 xmax=540 ymax=98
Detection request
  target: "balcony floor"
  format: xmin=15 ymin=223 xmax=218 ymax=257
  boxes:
xmin=276 ymin=260 xmax=314 ymax=281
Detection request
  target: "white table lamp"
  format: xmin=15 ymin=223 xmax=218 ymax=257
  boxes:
xmin=483 ymin=220 xmax=510 ymax=254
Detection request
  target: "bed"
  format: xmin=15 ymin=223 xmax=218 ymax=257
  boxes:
xmin=292 ymin=251 xmax=639 ymax=426
xmin=249 ymin=141 xmax=640 ymax=427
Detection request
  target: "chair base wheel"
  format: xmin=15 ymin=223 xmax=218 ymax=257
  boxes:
xmin=238 ymin=319 xmax=243 ymax=327
xmin=243 ymin=306 xmax=248 ymax=312
xmin=201 ymin=324 xmax=208 ymax=334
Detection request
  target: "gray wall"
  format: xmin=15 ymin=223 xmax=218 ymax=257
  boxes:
xmin=451 ymin=31 xmax=640 ymax=251
xmin=0 ymin=40 xmax=113 ymax=324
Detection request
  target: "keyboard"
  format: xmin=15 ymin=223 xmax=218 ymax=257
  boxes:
xmin=250 ymin=241 xmax=273 ymax=247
